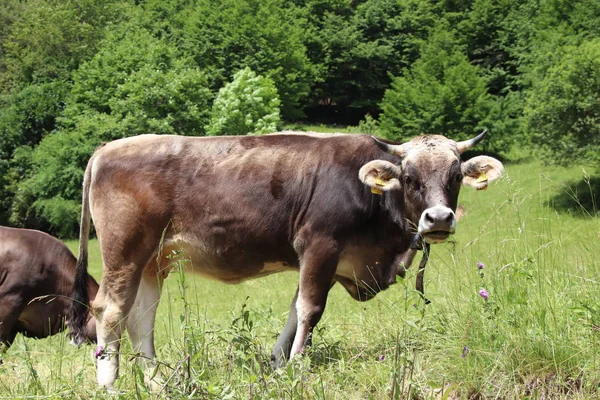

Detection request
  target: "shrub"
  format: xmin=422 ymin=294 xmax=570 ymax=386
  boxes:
xmin=206 ymin=67 xmax=281 ymax=136
xmin=525 ymin=38 xmax=600 ymax=165
xmin=379 ymin=26 xmax=516 ymax=154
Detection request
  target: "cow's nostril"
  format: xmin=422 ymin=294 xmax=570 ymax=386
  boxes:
xmin=445 ymin=212 xmax=454 ymax=223
xmin=425 ymin=212 xmax=434 ymax=224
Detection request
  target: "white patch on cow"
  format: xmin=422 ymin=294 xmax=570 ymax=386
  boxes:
xmin=399 ymin=135 xmax=460 ymax=170
xmin=127 ymin=275 xmax=161 ymax=357
xmin=290 ymin=294 xmax=311 ymax=356
xmin=95 ymin=311 xmax=121 ymax=389
xmin=127 ymin=273 xmax=163 ymax=390
xmin=97 ymin=354 xmax=119 ymax=389
xmin=335 ymin=247 xmax=381 ymax=281
xmin=335 ymin=249 xmax=362 ymax=280
xmin=99 ymin=134 xmax=188 ymax=160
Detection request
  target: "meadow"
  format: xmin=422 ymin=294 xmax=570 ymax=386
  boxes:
xmin=0 ymin=153 xmax=599 ymax=399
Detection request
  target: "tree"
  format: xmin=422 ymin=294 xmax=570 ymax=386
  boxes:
xmin=60 ymin=23 xmax=212 ymax=139
xmin=206 ymin=67 xmax=281 ymax=136
xmin=300 ymin=0 xmax=438 ymax=116
xmin=0 ymin=81 xmax=69 ymax=224
xmin=0 ymin=0 xmax=131 ymax=89
xmin=11 ymin=22 xmax=213 ymax=236
xmin=379 ymin=27 xmax=496 ymax=145
xmin=182 ymin=0 xmax=315 ymax=119
xmin=525 ymin=39 xmax=600 ymax=165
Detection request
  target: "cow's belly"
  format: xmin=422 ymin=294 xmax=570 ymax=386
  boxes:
xmin=17 ymin=301 xmax=64 ymax=338
xmin=146 ymin=240 xmax=297 ymax=284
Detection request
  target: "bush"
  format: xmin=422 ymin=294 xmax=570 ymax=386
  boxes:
xmin=10 ymin=130 xmax=101 ymax=237
xmin=525 ymin=38 xmax=600 ymax=165
xmin=379 ymin=26 xmax=516 ymax=154
xmin=206 ymin=67 xmax=281 ymax=136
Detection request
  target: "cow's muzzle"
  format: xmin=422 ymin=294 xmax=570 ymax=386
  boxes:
xmin=418 ymin=205 xmax=456 ymax=243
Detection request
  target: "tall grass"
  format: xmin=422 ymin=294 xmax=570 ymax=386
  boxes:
xmin=0 ymin=159 xmax=598 ymax=399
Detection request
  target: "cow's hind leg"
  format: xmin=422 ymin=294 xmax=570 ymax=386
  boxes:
xmin=93 ymin=262 xmax=144 ymax=389
xmin=272 ymin=287 xmax=299 ymax=368
xmin=127 ymin=269 xmax=163 ymax=390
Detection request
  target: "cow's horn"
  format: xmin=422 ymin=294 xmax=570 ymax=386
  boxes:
xmin=456 ymin=129 xmax=487 ymax=154
xmin=371 ymin=136 xmax=408 ymax=157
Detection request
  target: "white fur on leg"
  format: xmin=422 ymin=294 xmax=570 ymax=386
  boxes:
xmin=95 ymin=312 xmax=121 ymax=389
xmin=289 ymin=294 xmax=311 ymax=356
xmin=97 ymin=347 xmax=119 ymax=389
xmin=127 ymin=274 xmax=163 ymax=391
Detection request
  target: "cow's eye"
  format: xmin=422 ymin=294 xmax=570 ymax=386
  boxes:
xmin=455 ymin=173 xmax=463 ymax=183
xmin=404 ymin=175 xmax=420 ymax=190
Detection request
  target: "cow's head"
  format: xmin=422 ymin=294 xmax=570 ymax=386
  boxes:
xmin=359 ymin=131 xmax=504 ymax=244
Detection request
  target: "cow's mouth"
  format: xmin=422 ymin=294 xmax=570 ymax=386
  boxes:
xmin=422 ymin=230 xmax=453 ymax=243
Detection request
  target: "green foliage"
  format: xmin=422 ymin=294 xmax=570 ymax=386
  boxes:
xmin=10 ymin=24 xmax=213 ymax=235
xmin=206 ymin=68 xmax=281 ymax=136
xmin=0 ymin=0 xmax=131 ymax=89
xmin=183 ymin=0 xmax=315 ymax=119
xmin=525 ymin=39 xmax=600 ymax=165
xmin=61 ymin=23 xmax=211 ymax=138
xmin=379 ymin=28 xmax=494 ymax=143
xmin=10 ymin=130 xmax=101 ymax=237
xmin=0 ymin=81 xmax=69 ymax=224
xmin=304 ymin=0 xmax=438 ymax=111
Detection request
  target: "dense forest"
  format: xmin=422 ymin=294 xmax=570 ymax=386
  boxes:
xmin=1 ymin=0 xmax=599 ymax=237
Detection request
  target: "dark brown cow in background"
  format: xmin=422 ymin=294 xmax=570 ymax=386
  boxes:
xmin=70 ymin=131 xmax=504 ymax=389
xmin=0 ymin=226 xmax=98 ymax=354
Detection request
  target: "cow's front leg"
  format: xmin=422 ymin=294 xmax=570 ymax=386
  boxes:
xmin=290 ymin=239 xmax=338 ymax=357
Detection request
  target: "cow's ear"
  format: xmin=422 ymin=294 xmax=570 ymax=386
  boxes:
xmin=461 ymin=156 xmax=504 ymax=190
xmin=359 ymin=160 xmax=402 ymax=194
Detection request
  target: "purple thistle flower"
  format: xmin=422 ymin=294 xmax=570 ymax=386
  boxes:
xmin=378 ymin=355 xmax=385 ymax=362
xmin=477 ymin=262 xmax=485 ymax=269
xmin=94 ymin=345 xmax=105 ymax=359
xmin=462 ymin=345 xmax=469 ymax=358
xmin=479 ymin=288 xmax=489 ymax=301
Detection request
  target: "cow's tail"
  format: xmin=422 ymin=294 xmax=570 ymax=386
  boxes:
xmin=70 ymin=155 xmax=94 ymax=345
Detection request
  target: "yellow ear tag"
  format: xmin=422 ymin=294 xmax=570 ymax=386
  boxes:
xmin=476 ymin=171 xmax=488 ymax=183
xmin=372 ymin=177 xmax=386 ymax=195
xmin=476 ymin=171 xmax=488 ymax=190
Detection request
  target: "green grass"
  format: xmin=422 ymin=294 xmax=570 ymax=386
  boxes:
xmin=1 ymin=158 xmax=599 ymax=399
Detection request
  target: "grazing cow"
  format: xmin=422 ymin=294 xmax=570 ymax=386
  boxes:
xmin=70 ymin=131 xmax=503 ymax=389
xmin=0 ymin=226 xmax=98 ymax=353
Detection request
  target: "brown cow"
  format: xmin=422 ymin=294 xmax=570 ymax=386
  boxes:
xmin=0 ymin=226 xmax=98 ymax=355
xmin=70 ymin=131 xmax=503 ymax=389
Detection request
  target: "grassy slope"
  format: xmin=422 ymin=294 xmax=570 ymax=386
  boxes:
xmin=0 ymin=157 xmax=598 ymax=399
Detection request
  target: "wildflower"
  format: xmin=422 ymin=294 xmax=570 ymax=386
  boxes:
xmin=378 ymin=355 xmax=385 ymax=362
xmin=479 ymin=288 xmax=489 ymax=301
xmin=462 ymin=345 xmax=469 ymax=358
xmin=94 ymin=345 xmax=105 ymax=359
xmin=476 ymin=262 xmax=485 ymax=269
